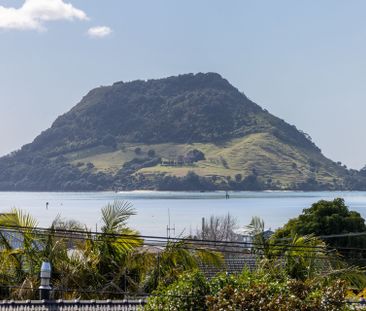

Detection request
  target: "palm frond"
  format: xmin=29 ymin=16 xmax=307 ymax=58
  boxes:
xmin=194 ymin=249 xmax=224 ymax=267
xmin=245 ymin=216 xmax=264 ymax=236
xmin=101 ymin=201 xmax=136 ymax=233
xmin=0 ymin=208 xmax=38 ymax=229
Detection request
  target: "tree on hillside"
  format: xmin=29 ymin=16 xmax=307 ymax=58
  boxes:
xmin=186 ymin=149 xmax=205 ymax=162
xmin=147 ymin=149 xmax=155 ymax=158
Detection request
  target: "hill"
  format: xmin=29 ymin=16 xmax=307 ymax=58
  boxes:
xmin=0 ymin=73 xmax=362 ymax=191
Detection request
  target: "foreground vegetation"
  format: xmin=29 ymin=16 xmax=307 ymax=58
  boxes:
xmin=0 ymin=201 xmax=222 ymax=300
xmin=145 ymin=270 xmax=352 ymax=311
xmin=0 ymin=198 xmax=366 ymax=310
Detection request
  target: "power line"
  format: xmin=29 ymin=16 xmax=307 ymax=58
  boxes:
xmin=0 ymin=225 xmax=335 ymax=255
xmin=3 ymin=224 xmax=366 ymax=259
xmin=0 ymin=224 xmax=344 ymax=251
xmin=318 ymin=232 xmax=366 ymax=239
xmin=2 ymin=226 xmax=366 ymax=261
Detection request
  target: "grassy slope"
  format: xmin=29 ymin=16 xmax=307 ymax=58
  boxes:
xmin=68 ymin=132 xmax=346 ymax=188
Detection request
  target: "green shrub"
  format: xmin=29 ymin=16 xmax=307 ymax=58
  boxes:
xmin=144 ymin=270 xmax=209 ymax=311
xmin=206 ymin=278 xmax=350 ymax=311
xmin=144 ymin=269 xmax=352 ymax=311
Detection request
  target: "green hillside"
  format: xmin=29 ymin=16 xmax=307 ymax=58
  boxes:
xmin=0 ymin=73 xmax=362 ymax=191
xmin=65 ymin=132 xmax=347 ymax=190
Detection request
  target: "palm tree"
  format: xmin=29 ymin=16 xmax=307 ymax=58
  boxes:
xmin=0 ymin=202 xmax=223 ymax=299
xmin=0 ymin=208 xmax=40 ymax=299
xmin=245 ymin=217 xmax=338 ymax=281
xmin=244 ymin=216 xmax=272 ymax=257
xmin=144 ymin=239 xmax=224 ymax=292
xmin=0 ymin=201 xmax=143 ymax=299
xmin=93 ymin=201 xmax=143 ymax=296
xmin=42 ymin=217 xmax=101 ymax=299
xmin=50 ymin=200 xmax=143 ymax=299
xmin=272 ymin=234 xmax=329 ymax=280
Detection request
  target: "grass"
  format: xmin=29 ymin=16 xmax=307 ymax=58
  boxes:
xmin=68 ymin=132 xmax=346 ymax=187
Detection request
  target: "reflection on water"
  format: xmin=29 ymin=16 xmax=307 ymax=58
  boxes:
xmin=0 ymin=191 xmax=365 ymax=236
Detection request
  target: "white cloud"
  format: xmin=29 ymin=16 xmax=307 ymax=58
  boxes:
xmin=0 ymin=0 xmax=88 ymax=31
xmin=87 ymin=26 xmax=112 ymax=38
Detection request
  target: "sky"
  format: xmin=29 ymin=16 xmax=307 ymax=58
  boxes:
xmin=0 ymin=1 xmax=366 ymax=169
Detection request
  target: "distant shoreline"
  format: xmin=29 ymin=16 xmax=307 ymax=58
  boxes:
xmin=0 ymin=189 xmax=361 ymax=194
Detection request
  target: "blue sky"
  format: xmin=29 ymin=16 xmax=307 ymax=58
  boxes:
xmin=1 ymin=0 xmax=366 ymax=168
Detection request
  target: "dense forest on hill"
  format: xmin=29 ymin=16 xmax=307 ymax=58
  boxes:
xmin=23 ymin=73 xmax=317 ymax=156
xmin=0 ymin=72 xmax=364 ymax=191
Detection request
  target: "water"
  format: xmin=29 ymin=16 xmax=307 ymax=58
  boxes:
xmin=0 ymin=191 xmax=366 ymax=237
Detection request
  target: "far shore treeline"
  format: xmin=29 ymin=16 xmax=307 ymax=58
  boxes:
xmin=1 ymin=73 xmax=366 ymax=192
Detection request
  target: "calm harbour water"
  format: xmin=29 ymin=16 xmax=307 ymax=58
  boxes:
xmin=0 ymin=191 xmax=366 ymax=236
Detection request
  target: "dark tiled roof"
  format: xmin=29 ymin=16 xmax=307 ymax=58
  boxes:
xmin=199 ymin=254 xmax=258 ymax=278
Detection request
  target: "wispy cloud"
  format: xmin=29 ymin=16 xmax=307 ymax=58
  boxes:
xmin=0 ymin=0 xmax=88 ymax=31
xmin=87 ymin=26 xmax=112 ymax=38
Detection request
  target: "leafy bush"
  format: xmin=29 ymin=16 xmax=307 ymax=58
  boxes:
xmin=207 ymin=278 xmax=350 ymax=311
xmin=144 ymin=271 xmax=209 ymax=311
xmin=144 ymin=270 xmax=353 ymax=311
